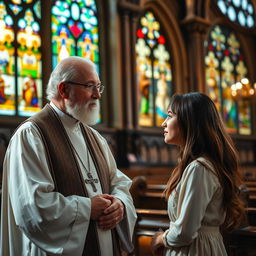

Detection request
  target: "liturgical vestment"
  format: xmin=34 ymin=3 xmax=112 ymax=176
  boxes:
xmin=0 ymin=102 xmax=137 ymax=256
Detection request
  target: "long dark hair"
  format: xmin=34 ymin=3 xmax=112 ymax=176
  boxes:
xmin=164 ymin=92 xmax=245 ymax=231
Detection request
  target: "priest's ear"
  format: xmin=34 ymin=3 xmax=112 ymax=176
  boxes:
xmin=58 ymin=82 xmax=70 ymax=99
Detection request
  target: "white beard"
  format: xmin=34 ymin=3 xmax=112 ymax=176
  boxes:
xmin=66 ymin=99 xmax=100 ymax=125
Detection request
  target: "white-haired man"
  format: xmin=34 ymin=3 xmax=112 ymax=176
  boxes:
xmin=0 ymin=56 xmax=137 ymax=256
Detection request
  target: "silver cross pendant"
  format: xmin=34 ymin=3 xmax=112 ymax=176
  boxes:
xmin=85 ymin=172 xmax=99 ymax=192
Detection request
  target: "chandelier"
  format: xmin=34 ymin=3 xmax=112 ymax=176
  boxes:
xmin=230 ymin=78 xmax=256 ymax=101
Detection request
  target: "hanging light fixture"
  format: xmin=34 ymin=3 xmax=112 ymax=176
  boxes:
xmin=231 ymin=78 xmax=256 ymax=101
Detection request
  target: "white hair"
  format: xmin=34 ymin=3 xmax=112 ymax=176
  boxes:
xmin=46 ymin=56 xmax=95 ymax=101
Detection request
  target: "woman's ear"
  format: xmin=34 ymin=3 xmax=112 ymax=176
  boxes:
xmin=58 ymin=82 xmax=69 ymax=99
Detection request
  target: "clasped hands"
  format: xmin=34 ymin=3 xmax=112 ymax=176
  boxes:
xmin=90 ymin=194 xmax=124 ymax=230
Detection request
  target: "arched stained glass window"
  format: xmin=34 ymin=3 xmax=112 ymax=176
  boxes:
xmin=217 ymin=0 xmax=256 ymax=28
xmin=51 ymin=0 xmax=99 ymax=72
xmin=205 ymin=24 xmax=252 ymax=135
xmin=0 ymin=0 xmax=42 ymax=117
xmin=136 ymin=11 xmax=172 ymax=127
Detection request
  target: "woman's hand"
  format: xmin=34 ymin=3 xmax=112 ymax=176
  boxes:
xmin=151 ymin=232 xmax=165 ymax=256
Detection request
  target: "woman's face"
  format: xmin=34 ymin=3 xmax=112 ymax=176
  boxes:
xmin=161 ymin=110 xmax=184 ymax=146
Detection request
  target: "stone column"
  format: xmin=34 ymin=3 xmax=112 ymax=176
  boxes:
xmin=181 ymin=16 xmax=210 ymax=92
xmin=118 ymin=0 xmax=141 ymax=129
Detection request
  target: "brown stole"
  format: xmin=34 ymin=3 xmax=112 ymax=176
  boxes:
xmin=26 ymin=104 xmax=121 ymax=255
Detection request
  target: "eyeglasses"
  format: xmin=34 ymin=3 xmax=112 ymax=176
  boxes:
xmin=65 ymin=81 xmax=104 ymax=94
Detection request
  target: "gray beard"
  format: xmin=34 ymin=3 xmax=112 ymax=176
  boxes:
xmin=66 ymin=100 xmax=100 ymax=125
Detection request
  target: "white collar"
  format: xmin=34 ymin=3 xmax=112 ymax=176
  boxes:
xmin=50 ymin=102 xmax=81 ymax=130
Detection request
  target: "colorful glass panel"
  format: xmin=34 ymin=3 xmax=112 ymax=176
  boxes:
xmin=217 ymin=0 xmax=255 ymax=28
xmin=33 ymin=1 xmax=41 ymax=19
xmin=238 ymin=100 xmax=251 ymax=134
xmin=0 ymin=0 xmax=42 ymax=117
xmin=136 ymin=11 xmax=172 ymax=127
xmin=0 ymin=1 xmax=16 ymax=115
xmin=9 ymin=4 xmax=23 ymax=15
xmin=52 ymin=0 xmax=101 ymax=122
xmin=11 ymin=0 xmax=21 ymax=4
xmin=17 ymin=8 xmax=42 ymax=116
xmin=205 ymin=25 xmax=251 ymax=135
xmin=51 ymin=0 xmax=99 ymax=71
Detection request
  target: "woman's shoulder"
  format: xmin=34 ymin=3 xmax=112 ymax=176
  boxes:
xmin=187 ymin=157 xmax=213 ymax=170
xmin=197 ymin=156 xmax=213 ymax=165
xmin=184 ymin=157 xmax=219 ymax=182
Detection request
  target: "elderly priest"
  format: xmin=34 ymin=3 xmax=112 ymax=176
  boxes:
xmin=0 ymin=56 xmax=137 ymax=256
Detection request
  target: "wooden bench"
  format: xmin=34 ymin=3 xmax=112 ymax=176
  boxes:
xmin=130 ymin=176 xmax=167 ymax=210
xmin=244 ymin=181 xmax=256 ymax=187
xmin=224 ymin=226 xmax=256 ymax=256
xmin=249 ymin=195 xmax=256 ymax=207
xmin=122 ymin=167 xmax=171 ymax=185
xmin=135 ymin=209 xmax=169 ymax=256
xmin=247 ymin=207 xmax=256 ymax=226
xmin=247 ymin=187 xmax=256 ymax=194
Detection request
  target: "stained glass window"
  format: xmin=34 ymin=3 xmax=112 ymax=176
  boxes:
xmin=136 ymin=11 xmax=172 ymax=127
xmin=51 ymin=0 xmax=101 ymax=122
xmin=51 ymin=0 xmax=99 ymax=72
xmin=217 ymin=0 xmax=255 ymax=28
xmin=0 ymin=0 xmax=42 ymax=117
xmin=205 ymin=24 xmax=252 ymax=135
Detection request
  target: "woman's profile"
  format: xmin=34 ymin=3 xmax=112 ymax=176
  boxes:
xmin=151 ymin=92 xmax=245 ymax=256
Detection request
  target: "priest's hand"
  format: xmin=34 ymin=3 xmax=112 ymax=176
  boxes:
xmin=90 ymin=194 xmax=112 ymax=220
xmin=97 ymin=196 xmax=124 ymax=230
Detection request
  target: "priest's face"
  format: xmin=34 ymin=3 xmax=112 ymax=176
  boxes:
xmin=65 ymin=65 xmax=101 ymax=125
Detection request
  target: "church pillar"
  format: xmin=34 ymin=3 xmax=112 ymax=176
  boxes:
xmin=118 ymin=1 xmax=141 ymax=129
xmin=181 ymin=17 xmax=210 ymax=93
xmin=121 ymin=11 xmax=133 ymax=129
xmin=116 ymin=1 xmax=142 ymax=167
xmin=97 ymin=0 xmax=121 ymax=128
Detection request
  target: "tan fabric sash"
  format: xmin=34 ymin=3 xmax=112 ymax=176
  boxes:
xmin=26 ymin=104 xmax=121 ymax=255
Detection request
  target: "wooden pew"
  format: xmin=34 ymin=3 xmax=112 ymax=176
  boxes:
xmin=247 ymin=187 xmax=256 ymax=194
xmin=130 ymin=176 xmax=167 ymax=210
xmin=224 ymin=226 xmax=256 ymax=256
xmin=135 ymin=209 xmax=169 ymax=256
xmin=249 ymin=195 xmax=256 ymax=207
xmin=244 ymin=181 xmax=256 ymax=187
xmin=122 ymin=167 xmax=171 ymax=185
xmin=130 ymin=176 xmax=168 ymax=255
xmin=247 ymin=207 xmax=256 ymax=226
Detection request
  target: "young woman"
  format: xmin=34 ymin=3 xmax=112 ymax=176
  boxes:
xmin=151 ymin=92 xmax=245 ymax=256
